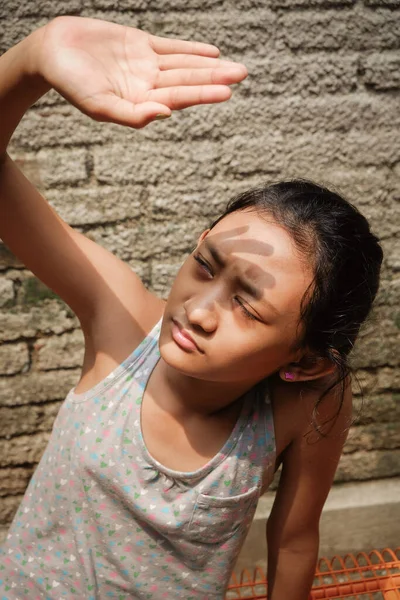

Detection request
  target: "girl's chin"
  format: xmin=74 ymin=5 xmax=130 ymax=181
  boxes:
xmin=159 ymin=346 xmax=218 ymax=380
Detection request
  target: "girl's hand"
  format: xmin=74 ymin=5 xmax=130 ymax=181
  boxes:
xmin=36 ymin=16 xmax=248 ymax=128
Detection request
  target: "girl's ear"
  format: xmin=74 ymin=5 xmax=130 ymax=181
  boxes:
xmin=279 ymin=355 xmax=336 ymax=383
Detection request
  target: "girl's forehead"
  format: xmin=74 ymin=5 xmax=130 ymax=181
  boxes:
xmin=207 ymin=210 xmax=299 ymax=266
xmin=204 ymin=211 xmax=314 ymax=309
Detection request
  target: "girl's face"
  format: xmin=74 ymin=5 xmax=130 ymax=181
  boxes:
xmin=159 ymin=210 xmax=314 ymax=387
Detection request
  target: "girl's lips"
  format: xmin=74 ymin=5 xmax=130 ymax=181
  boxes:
xmin=171 ymin=320 xmax=201 ymax=352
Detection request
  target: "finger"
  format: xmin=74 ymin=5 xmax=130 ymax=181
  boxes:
xmin=150 ymin=34 xmax=220 ymax=57
xmin=159 ymin=54 xmax=244 ymax=71
xmin=147 ymin=85 xmax=232 ymax=110
xmin=155 ymin=66 xmax=248 ymax=89
xmin=88 ymin=95 xmax=171 ymax=129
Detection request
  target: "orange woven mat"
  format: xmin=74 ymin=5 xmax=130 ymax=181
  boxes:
xmin=226 ymin=548 xmax=400 ymax=599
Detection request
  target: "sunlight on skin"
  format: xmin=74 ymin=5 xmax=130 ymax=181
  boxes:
xmin=157 ymin=211 xmax=313 ymax=414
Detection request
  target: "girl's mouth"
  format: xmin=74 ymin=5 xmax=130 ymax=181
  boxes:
xmin=171 ymin=319 xmax=202 ymax=352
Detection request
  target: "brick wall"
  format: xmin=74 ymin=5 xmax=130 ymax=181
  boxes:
xmin=0 ymin=0 xmax=399 ymax=542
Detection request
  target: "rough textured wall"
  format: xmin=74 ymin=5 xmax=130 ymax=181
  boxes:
xmin=0 ymin=0 xmax=399 ymax=543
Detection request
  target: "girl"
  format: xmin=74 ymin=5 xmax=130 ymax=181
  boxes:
xmin=0 ymin=15 xmax=382 ymax=600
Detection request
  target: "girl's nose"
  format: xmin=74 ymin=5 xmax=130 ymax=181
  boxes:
xmin=184 ymin=298 xmax=218 ymax=333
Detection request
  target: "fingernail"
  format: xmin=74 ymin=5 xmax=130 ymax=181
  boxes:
xmin=155 ymin=114 xmax=171 ymax=120
xmin=285 ymin=372 xmax=294 ymax=381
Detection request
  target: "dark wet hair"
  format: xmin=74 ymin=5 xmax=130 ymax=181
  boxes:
xmin=208 ymin=179 xmax=383 ymax=431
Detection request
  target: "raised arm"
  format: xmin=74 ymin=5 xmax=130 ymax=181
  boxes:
xmin=0 ymin=16 xmax=247 ymax=329
xmin=0 ymin=15 xmax=247 ymax=149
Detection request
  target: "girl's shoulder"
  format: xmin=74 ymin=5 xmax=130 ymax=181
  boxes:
xmin=269 ymin=375 xmax=353 ymax=463
xmin=74 ymin=286 xmax=165 ymax=395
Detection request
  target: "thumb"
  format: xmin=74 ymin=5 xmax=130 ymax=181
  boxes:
xmin=89 ymin=95 xmax=171 ymax=128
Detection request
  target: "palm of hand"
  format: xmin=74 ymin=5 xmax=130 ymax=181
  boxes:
xmin=40 ymin=17 xmax=247 ymax=128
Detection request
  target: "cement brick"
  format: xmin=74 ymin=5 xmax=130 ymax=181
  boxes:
xmin=34 ymin=330 xmax=84 ymax=371
xmin=123 ymin=94 xmax=400 ymax=149
xmin=34 ymin=88 xmax=66 ymax=107
xmin=78 ymin=8 xmax=141 ymax=27
xmin=9 ymin=148 xmax=88 ymax=189
xmin=0 ymin=243 xmax=24 ymax=271
xmin=286 ymin=131 xmax=400 ymax=171
xmin=279 ymin=93 xmax=400 ymax=137
xmin=0 ymin=17 xmax=48 ymax=54
xmin=84 ymin=219 xmax=208 ymax=261
xmin=220 ymin=133 xmax=285 ymax=176
xmin=9 ymin=154 xmax=42 ymax=189
xmin=126 ymin=260 xmax=152 ymax=286
xmin=89 ymin=0 xmax=223 ymax=8
xmin=335 ymin=449 xmax=400 ymax=481
xmin=138 ymin=9 xmax=277 ymax=56
xmin=0 ymin=401 xmax=61 ymax=437
xmin=365 ymin=0 xmax=400 ymax=6
xmin=354 ymin=367 xmax=400 ymax=395
xmin=147 ymin=168 xmax=398 ymax=230
xmin=376 ymin=368 xmax=400 ymax=392
xmin=147 ymin=177 xmax=263 ymax=222
xmin=220 ymin=131 xmax=400 ymax=180
xmin=0 ymin=342 xmax=29 ymax=375
xmin=19 ymin=276 xmax=60 ymax=307
xmin=0 ymin=432 xmax=51 ymax=467
xmin=12 ymin=105 xmax=107 ymax=151
xmin=352 ymin=307 xmax=400 ymax=368
xmin=353 ymin=393 xmax=400 ymax=425
xmin=361 ymin=203 xmax=400 ymax=239
xmin=344 ymin=422 xmax=400 ymax=453
xmin=0 ymin=467 xmax=34 ymax=496
xmin=46 ymin=185 xmax=146 ymax=226
xmin=353 ymin=331 xmax=399 ymax=368
xmin=37 ymin=148 xmax=88 ymax=188
xmin=271 ymin=0 xmax=355 ymax=7
xmin=289 ymin=166 xmax=397 ymax=209
xmin=82 ymin=223 xmax=139 ymax=260
xmin=223 ymin=0 xmax=274 ymax=6
xmin=238 ymin=54 xmax=358 ymax=97
xmin=0 ymin=526 xmax=9 ymax=546
xmin=0 ymin=495 xmax=23 ymax=524
xmin=93 ymin=140 xmax=221 ymax=186
xmin=361 ymin=52 xmax=400 ymax=91
xmin=4 ymin=270 xmax=66 ymax=307
xmin=0 ymin=302 xmax=79 ymax=342
xmin=4 ymin=269 xmax=41 ymax=284
xmin=0 ymin=0 xmax=81 ymax=19
xmin=382 ymin=237 xmax=400 ymax=271
xmin=151 ymin=261 xmax=184 ymax=298
xmin=0 ymin=278 xmax=14 ymax=307
xmin=279 ymin=7 xmax=400 ymax=51
xmin=0 ymin=522 xmax=10 ymax=544
xmin=0 ymin=369 xmax=80 ymax=407
xmin=376 ymin=278 xmax=400 ymax=307
xmin=135 ymin=221 xmax=209 ymax=259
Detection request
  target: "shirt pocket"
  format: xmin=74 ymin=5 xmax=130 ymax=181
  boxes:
xmin=188 ymin=486 xmax=259 ymax=544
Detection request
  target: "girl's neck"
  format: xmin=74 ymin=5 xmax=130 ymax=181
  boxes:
xmin=151 ymin=357 xmax=256 ymax=419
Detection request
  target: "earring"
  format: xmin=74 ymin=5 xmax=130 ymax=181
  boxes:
xmin=285 ymin=372 xmax=294 ymax=381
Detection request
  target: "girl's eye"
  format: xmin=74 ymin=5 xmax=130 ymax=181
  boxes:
xmin=194 ymin=253 xmax=213 ymax=275
xmin=234 ymin=297 xmax=258 ymax=321
xmin=194 ymin=253 xmax=259 ymax=322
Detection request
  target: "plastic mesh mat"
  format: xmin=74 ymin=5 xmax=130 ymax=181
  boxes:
xmin=226 ymin=548 xmax=400 ymax=599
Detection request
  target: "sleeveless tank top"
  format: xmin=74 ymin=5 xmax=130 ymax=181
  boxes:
xmin=0 ymin=317 xmax=276 ymax=599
